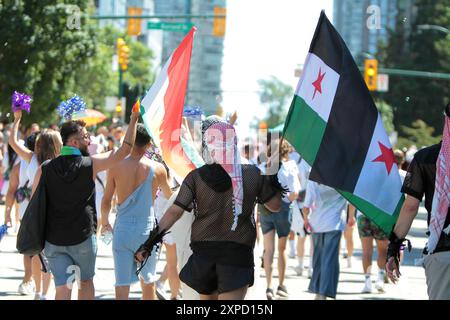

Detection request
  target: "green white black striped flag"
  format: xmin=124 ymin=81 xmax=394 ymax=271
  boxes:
xmin=283 ymin=11 xmax=404 ymax=233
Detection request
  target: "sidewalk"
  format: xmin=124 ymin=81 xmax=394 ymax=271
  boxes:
xmin=0 ymin=205 xmax=429 ymax=300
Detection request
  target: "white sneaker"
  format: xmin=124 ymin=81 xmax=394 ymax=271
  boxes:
xmin=34 ymin=293 xmax=41 ymax=300
xmin=307 ymin=268 xmax=313 ymax=279
xmin=375 ymin=279 xmax=385 ymax=293
xmin=18 ymin=281 xmax=35 ymax=295
xmin=155 ymin=281 xmax=168 ymax=300
xmin=294 ymin=265 xmax=303 ymax=276
xmin=362 ymin=278 xmax=372 ymax=293
xmin=346 ymin=256 xmax=352 ymax=268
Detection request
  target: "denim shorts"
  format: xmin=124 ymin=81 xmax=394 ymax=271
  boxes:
xmin=259 ymin=201 xmax=292 ymax=237
xmin=113 ymin=220 xmax=158 ymax=286
xmin=44 ymin=235 xmax=97 ymax=287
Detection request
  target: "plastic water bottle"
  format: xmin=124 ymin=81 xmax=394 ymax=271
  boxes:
xmin=101 ymin=231 xmax=113 ymax=245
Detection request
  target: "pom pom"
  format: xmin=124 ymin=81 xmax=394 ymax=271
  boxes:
xmin=57 ymin=95 xmax=87 ymax=120
xmin=0 ymin=224 xmax=8 ymax=243
xmin=183 ymin=106 xmax=204 ymax=118
xmin=11 ymin=91 xmax=32 ymax=113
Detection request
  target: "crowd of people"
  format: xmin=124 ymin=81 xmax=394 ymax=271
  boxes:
xmin=2 ymin=103 xmax=449 ymax=301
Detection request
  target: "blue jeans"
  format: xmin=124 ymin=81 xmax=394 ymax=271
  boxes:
xmin=308 ymin=230 xmax=342 ymax=298
xmin=44 ymin=235 xmax=97 ymax=287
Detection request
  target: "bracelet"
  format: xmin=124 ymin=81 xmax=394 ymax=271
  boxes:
xmin=123 ymin=140 xmax=133 ymax=147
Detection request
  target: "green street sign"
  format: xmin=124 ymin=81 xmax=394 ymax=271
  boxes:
xmin=147 ymin=21 xmax=194 ymax=32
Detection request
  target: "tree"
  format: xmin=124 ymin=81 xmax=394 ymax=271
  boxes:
xmin=377 ymin=0 xmax=450 ymax=133
xmin=375 ymin=99 xmax=395 ymax=134
xmin=396 ymin=119 xmax=442 ymax=149
xmin=257 ymin=76 xmax=293 ymax=129
xmin=0 ymin=1 xmax=97 ymax=125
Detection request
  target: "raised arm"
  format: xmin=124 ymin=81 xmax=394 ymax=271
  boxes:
xmin=10 ymin=111 xmax=33 ymax=163
xmin=101 ymin=170 xmax=116 ymax=234
xmin=92 ymin=111 xmax=140 ymax=176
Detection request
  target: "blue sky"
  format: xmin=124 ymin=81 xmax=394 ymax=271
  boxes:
xmin=221 ymin=0 xmax=333 ymax=138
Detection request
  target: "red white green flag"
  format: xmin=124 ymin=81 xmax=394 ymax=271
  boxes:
xmin=140 ymin=27 xmax=197 ymax=181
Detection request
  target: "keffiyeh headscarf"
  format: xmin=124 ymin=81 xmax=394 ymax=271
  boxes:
xmin=427 ymin=105 xmax=450 ymax=254
xmin=201 ymin=116 xmax=243 ymax=231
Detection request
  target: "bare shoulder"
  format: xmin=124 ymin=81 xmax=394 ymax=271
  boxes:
xmin=150 ymin=160 xmax=167 ymax=178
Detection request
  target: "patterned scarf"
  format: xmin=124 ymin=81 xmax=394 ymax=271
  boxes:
xmin=427 ymin=109 xmax=450 ymax=254
xmin=202 ymin=118 xmax=243 ymax=231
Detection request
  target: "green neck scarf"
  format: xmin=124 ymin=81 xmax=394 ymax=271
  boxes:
xmin=61 ymin=146 xmax=82 ymax=156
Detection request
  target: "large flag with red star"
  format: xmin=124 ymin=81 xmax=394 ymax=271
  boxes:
xmin=283 ymin=11 xmax=404 ymax=233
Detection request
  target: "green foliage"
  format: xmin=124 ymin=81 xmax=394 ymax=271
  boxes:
xmin=0 ymin=0 xmax=97 ymax=125
xmin=378 ymin=0 xmax=450 ymax=133
xmin=0 ymin=3 xmax=155 ymax=126
xmin=257 ymin=76 xmax=293 ymax=128
xmin=375 ymin=99 xmax=395 ymax=134
xmin=396 ymin=119 xmax=442 ymax=149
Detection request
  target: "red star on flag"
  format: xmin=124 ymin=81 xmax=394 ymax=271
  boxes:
xmin=312 ymin=68 xmax=326 ymax=100
xmin=372 ymin=142 xmax=396 ymax=174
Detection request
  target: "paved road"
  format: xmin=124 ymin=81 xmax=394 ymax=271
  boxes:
xmin=0 ymin=204 xmax=429 ymax=300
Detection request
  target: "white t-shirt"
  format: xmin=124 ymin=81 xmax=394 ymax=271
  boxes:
xmin=399 ymin=169 xmax=407 ymax=185
xmin=26 ymin=155 xmax=39 ymax=185
xmin=267 ymin=160 xmax=301 ymax=203
xmin=95 ymin=170 xmax=107 ymax=219
xmin=304 ymin=181 xmax=347 ymax=233
xmin=18 ymin=159 xmax=30 ymax=219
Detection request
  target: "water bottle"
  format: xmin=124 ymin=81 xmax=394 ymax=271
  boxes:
xmin=101 ymin=230 xmax=113 ymax=245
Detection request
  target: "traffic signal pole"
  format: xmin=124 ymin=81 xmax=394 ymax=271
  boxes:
xmin=119 ymin=69 xmax=123 ymax=100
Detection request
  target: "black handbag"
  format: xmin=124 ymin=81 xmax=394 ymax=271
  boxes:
xmin=16 ymin=161 xmax=49 ymax=255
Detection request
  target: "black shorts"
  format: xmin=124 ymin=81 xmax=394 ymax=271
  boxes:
xmin=179 ymin=252 xmax=254 ymax=295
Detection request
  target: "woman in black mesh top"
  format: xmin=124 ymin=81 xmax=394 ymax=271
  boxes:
xmin=135 ymin=117 xmax=284 ymax=300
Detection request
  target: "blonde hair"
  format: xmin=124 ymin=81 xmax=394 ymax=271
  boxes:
xmin=280 ymin=139 xmax=291 ymax=160
xmin=35 ymin=129 xmax=62 ymax=164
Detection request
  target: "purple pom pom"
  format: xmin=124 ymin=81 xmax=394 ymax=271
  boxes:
xmin=11 ymin=91 xmax=32 ymax=113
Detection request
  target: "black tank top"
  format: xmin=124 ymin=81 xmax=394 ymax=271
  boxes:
xmin=44 ymin=155 xmax=96 ymax=246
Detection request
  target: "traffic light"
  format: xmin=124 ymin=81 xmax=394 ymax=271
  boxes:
xmin=117 ymin=38 xmax=130 ymax=71
xmin=127 ymin=7 xmax=142 ymax=36
xmin=364 ymin=58 xmax=378 ymax=91
xmin=213 ymin=7 xmax=226 ymax=37
xmin=116 ymin=102 xmax=122 ymax=114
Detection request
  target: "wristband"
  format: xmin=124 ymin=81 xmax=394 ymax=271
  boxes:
xmin=386 ymin=230 xmax=412 ymax=269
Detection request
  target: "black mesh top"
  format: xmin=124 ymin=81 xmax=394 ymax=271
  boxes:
xmin=402 ymin=142 xmax=450 ymax=252
xmin=174 ymin=164 xmax=278 ymax=248
xmin=402 ymin=143 xmax=442 ymax=218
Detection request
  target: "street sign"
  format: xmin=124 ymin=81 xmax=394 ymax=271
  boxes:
xmin=147 ymin=21 xmax=194 ymax=32
xmin=377 ymin=74 xmax=389 ymax=92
